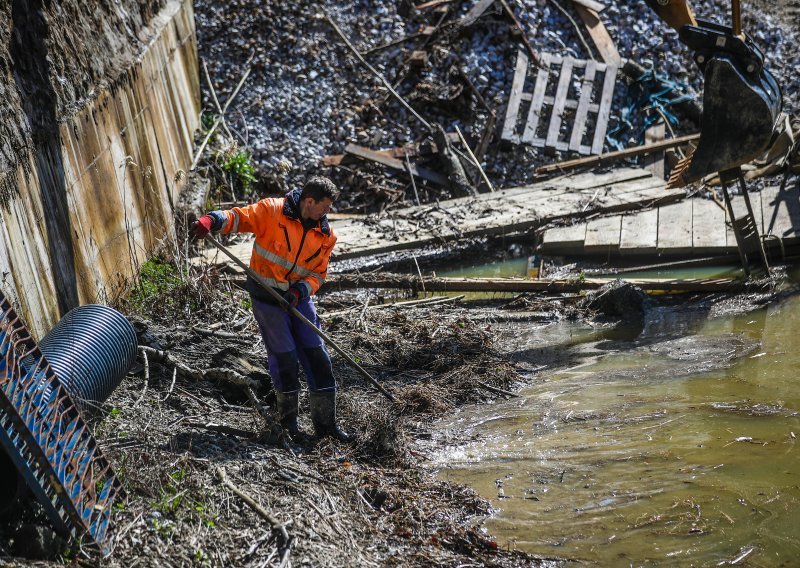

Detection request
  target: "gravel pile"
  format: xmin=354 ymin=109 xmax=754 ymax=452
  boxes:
xmin=195 ymin=0 xmax=798 ymax=197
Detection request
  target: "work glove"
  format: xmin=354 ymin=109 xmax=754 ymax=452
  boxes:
xmin=282 ymin=287 xmax=301 ymax=309
xmin=190 ymin=214 xmax=214 ymax=241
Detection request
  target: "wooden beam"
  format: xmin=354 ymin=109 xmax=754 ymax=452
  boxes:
xmin=573 ymin=4 xmax=621 ymax=66
xmin=317 ymin=275 xmax=758 ymax=294
xmin=536 ymin=133 xmax=700 ymax=174
xmin=322 ymin=134 xmax=460 ymax=166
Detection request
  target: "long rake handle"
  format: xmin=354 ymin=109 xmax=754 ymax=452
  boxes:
xmin=205 ymin=235 xmax=396 ymax=403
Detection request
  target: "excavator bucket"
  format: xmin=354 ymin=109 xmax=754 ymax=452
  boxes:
xmin=667 ymin=20 xmax=783 ymax=188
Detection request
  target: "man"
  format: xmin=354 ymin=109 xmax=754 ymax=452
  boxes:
xmin=192 ymin=176 xmax=352 ymax=442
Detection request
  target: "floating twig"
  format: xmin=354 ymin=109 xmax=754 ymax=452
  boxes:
xmin=476 ymin=381 xmax=519 ymax=398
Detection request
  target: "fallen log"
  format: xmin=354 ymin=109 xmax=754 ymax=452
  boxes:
xmin=316 ymin=274 xmax=763 ymax=294
xmin=536 ymin=133 xmax=700 ymax=175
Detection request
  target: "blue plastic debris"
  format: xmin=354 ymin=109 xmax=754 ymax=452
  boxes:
xmin=606 ymin=65 xmax=696 ymax=151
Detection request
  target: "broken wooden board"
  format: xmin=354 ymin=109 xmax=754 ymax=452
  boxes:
xmin=573 ymin=3 xmax=621 ymax=66
xmin=538 ymin=181 xmax=800 ymax=257
xmin=643 ymin=122 xmax=666 ymax=179
xmin=501 ymin=51 xmax=617 ymax=156
xmin=343 ymin=143 xmax=448 ymax=185
xmin=191 ymin=168 xmax=681 ymax=270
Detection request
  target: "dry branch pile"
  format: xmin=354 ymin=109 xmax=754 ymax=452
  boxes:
xmin=1 ymin=263 xmax=551 ymax=567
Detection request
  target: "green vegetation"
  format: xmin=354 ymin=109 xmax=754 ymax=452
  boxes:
xmin=130 ymin=258 xmax=182 ymax=310
xmin=200 ymin=111 xmax=217 ymax=132
xmin=218 ymin=147 xmax=257 ymax=194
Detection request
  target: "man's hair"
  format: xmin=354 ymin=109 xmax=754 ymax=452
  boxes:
xmin=300 ymin=176 xmax=338 ymax=202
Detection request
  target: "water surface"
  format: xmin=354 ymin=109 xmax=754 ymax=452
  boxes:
xmin=434 ymin=293 xmax=800 ymax=566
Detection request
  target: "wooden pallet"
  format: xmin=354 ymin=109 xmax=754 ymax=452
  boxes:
xmin=501 ymin=51 xmax=618 ymax=155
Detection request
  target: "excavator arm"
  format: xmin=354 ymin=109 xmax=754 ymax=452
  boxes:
xmin=644 ymin=0 xmax=782 ymax=187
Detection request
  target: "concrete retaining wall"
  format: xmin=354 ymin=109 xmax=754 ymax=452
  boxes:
xmin=0 ymin=0 xmax=199 ymax=337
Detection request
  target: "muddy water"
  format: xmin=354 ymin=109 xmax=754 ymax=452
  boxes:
xmin=433 ymin=286 xmax=800 ymax=566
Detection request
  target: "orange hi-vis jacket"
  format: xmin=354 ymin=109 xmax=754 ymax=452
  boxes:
xmin=219 ymin=193 xmax=336 ymax=297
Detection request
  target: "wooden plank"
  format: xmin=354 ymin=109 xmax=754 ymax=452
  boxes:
xmin=536 ymin=133 xmax=700 ymax=174
xmin=192 ymin=168 xmax=668 ymax=264
xmin=692 ymin=198 xmax=727 ymax=253
xmin=323 ymin=133 xmax=460 ymax=166
xmin=521 ymin=54 xmax=552 ymax=144
xmin=643 ymin=122 xmax=665 ymax=179
xmin=584 ymin=215 xmax=621 ymax=252
xmin=436 ymin=167 xmax=652 ymax=208
xmin=416 ymin=0 xmax=455 ymax=10
xmin=501 ymin=50 xmax=529 ymax=142
xmin=545 ymin=57 xmax=574 ymax=149
xmin=540 ymin=223 xmax=587 ymax=254
xmin=317 ymin=275 xmax=756 ymax=294
xmin=568 ymin=60 xmax=598 ymax=153
xmin=620 ymin=208 xmax=658 ymax=254
xmin=344 ymin=144 xmax=448 ymax=185
xmin=657 ymin=198 xmax=693 ymax=253
xmin=590 ymin=64 xmax=617 ymax=154
xmin=573 ymin=4 xmax=621 ymax=65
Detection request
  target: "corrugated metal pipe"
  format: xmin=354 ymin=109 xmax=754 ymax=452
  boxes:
xmin=38 ymin=304 xmax=138 ymax=412
xmin=0 ymin=304 xmax=137 ymax=518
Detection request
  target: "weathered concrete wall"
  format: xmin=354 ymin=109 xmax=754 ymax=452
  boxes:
xmin=0 ymin=0 xmax=199 ymax=337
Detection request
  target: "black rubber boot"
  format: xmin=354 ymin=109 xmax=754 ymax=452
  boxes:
xmin=309 ymin=391 xmax=354 ymax=443
xmin=275 ymin=391 xmax=300 ymax=436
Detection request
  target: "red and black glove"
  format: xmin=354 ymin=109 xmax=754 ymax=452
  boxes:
xmin=282 ymin=287 xmax=301 ymax=309
xmin=190 ymin=214 xmax=214 ymax=241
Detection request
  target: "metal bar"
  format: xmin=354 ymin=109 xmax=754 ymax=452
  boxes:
xmin=737 ymin=172 xmax=770 ymax=272
xmin=721 ymin=182 xmax=751 ymax=276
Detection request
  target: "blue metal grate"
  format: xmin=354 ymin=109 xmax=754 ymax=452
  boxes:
xmin=0 ymin=292 xmax=122 ymax=554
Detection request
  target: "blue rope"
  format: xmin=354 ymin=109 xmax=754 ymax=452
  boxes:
xmin=606 ymin=65 xmax=695 ymax=151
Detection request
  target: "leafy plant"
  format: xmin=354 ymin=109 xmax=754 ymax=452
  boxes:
xmin=218 ymin=147 xmax=257 ymax=194
xmin=200 ymin=111 xmax=217 ymax=132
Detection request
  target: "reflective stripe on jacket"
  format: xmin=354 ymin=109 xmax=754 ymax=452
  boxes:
xmin=219 ymin=195 xmax=336 ymax=296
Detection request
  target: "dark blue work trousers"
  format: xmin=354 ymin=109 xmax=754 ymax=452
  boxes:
xmin=251 ymin=296 xmax=336 ymax=394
